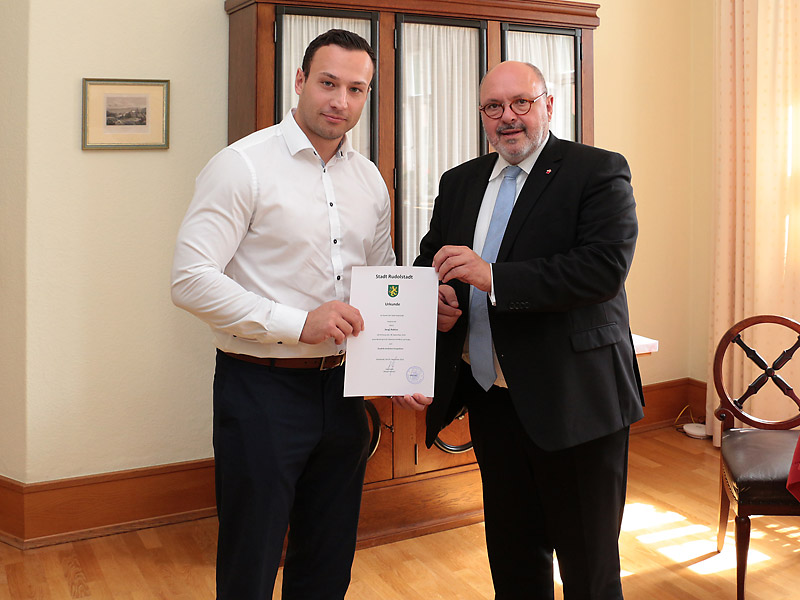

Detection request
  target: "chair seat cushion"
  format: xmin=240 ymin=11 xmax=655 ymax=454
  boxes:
xmin=721 ymin=428 xmax=800 ymax=505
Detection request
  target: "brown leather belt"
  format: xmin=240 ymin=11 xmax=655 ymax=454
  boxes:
xmin=223 ymin=352 xmax=346 ymax=370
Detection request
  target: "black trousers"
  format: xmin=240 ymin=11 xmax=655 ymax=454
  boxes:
xmin=212 ymin=350 xmax=370 ymax=600
xmin=461 ymin=370 xmax=629 ymax=600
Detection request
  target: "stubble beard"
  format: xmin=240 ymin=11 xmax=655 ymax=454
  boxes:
xmin=492 ymin=121 xmax=548 ymax=164
xmin=309 ymin=116 xmax=351 ymax=141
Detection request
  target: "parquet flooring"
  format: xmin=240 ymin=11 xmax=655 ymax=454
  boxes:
xmin=2 ymin=427 xmax=799 ymax=599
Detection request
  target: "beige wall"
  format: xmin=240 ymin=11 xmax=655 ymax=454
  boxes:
xmin=3 ymin=0 xmax=228 ymax=483
xmin=1 ymin=0 xmax=714 ymax=484
xmin=594 ymin=0 xmax=714 ymax=384
xmin=0 ymin=0 xmax=30 ymax=482
xmin=686 ymin=2 xmax=715 ymax=382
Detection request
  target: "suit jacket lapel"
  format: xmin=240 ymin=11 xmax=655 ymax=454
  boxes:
xmin=497 ymin=134 xmax=563 ymax=261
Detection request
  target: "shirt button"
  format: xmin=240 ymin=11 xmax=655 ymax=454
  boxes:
xmin=333 ymin=239 xmax=338 ymax=244
xmin=330 ymin=202 xmax=333 ymax=207
xmin=338 ymin=350 xmax=344 ymax=355
xmin=277 ymin=341 xmax=282 ymax=344
xmin=337 ymin=275 xmax=341 ymax=280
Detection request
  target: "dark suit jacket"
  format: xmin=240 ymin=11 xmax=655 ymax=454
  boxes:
xmin=415 ymin=134 xmax=645 ymax=452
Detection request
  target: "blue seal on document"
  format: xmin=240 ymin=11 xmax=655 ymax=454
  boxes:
xmin=406 ymin=366 xmax=424 ymax=384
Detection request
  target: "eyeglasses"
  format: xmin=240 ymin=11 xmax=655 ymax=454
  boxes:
xmin=479 ymin=91 xmax=548 ymax=119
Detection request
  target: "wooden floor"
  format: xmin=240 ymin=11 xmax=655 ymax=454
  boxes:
xmin=2 ymin=427 xmax=799 ymax=599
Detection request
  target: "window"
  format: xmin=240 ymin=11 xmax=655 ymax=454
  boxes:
xmin=395 ymin=16 xmax=486 ymax=264
xmin=503 ymin=25 xmax=581 ymax=142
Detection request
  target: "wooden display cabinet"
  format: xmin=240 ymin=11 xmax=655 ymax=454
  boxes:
xmin=225 ymin=0 xmax=599 ymax=547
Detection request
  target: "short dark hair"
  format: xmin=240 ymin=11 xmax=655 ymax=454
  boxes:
xmin=301 ymin=29 xmax=376 ymax=79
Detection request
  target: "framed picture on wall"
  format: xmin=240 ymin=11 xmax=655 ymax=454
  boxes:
xmin=81 ymin=78 xmax=170 ymax=149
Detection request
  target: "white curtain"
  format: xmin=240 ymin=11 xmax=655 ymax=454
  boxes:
xmin=281 ymin=14 xmax=372 ymax=156
xmin=400 ymin=23 xmax=481 ymax=265
xmin=706 ymin=0 xmax=800 ymax=443
xmin=505 ymin=31 xmax=576 ymax=141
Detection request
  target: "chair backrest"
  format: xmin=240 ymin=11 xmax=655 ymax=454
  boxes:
xmin=713 ymin=314 xmax=800 ymax=431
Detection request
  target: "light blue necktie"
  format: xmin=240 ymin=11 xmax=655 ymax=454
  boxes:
xmin=469 ymin=165 xmax=522 ymax=391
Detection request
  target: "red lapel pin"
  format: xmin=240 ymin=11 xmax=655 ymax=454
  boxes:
xmin=545 ymin=169 xmax=552 ymax=174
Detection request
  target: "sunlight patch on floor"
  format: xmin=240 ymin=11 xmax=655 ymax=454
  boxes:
xmin=620 ymin=503 xmax=775 ymax=576
xmin=772 ymin=525 xmax=799 ymax=535
xmin=549 ymin=503 xmax=792 ymax=584
xmin=621 ymin=503 xmax=686 ymax=532
xmin=681 ymin=543 xmax=769 ymax=575
xmin=636 ymin=524 xmax=710 ymax=544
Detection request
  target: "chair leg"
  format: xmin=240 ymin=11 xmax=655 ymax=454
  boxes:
xmin=734 ymin=515 xmax=750 ymax=600
xmin=717 ymin=475 xmax=730 ymax=552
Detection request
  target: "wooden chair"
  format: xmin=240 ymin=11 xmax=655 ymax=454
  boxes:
xmin=713 ymin=315 xmax=800 ymax=600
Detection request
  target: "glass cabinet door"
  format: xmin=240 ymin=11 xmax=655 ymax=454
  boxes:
xmin=276 ymin=7 xmax=378 ymax=159
xmin=503 ymin=25 xmax=581 ymax=142
xmin=395 ymin=16 xmax=486 ymax=265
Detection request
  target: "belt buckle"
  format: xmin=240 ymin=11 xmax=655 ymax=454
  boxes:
xmin=320 ymin=354 xmax=344 ymax=370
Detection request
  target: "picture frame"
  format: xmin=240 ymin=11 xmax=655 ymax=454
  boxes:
xmin=82 ymin=78 xmax=170 ymax=149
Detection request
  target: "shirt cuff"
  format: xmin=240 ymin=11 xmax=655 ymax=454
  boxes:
xmin=268 ymin=303 xmax=308 ymax=344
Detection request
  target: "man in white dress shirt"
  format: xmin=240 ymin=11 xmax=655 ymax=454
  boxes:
xmin=171 ymin=29 xmax=394 ymax=600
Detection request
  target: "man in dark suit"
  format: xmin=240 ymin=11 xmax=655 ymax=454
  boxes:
xmin=395 ymin=61 xmax=644 ymax=599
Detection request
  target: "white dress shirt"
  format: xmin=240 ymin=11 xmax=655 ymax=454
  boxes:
xmin=171 ymin=111 xmax=395 ymax=358
xmin=464 ymin=134 xmax=549 ymax=387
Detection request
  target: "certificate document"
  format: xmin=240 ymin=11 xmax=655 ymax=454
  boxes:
xmin=344 ymin=266 xmax=438 ymax=397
